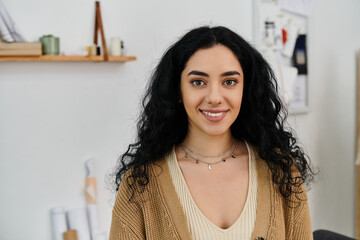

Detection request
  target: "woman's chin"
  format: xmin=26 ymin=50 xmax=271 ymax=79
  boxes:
xmin=200 ymin=127 xmax=232 ymax=137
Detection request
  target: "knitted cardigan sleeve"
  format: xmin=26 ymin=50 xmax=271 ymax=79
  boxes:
xmin=277 ymin=161 xmax=313 ymax=240
xmin=109 ymin=174 xmax=146 ymax=240
xmin=281 ymin=155 xmax=313 ymax=239
xmin=109 ymin=214 xmax=143 ymax=240
xmin=290 ymin=183 xmax=313 ymax=240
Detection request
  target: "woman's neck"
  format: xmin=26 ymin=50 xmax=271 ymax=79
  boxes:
xmin=182 ymin=130 xmax=234 ymax=157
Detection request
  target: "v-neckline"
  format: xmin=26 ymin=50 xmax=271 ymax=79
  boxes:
xmin=169 ymin=141 xmax=253 ymax=232
xmin=154 ymin=143 xmax=272 ymax=240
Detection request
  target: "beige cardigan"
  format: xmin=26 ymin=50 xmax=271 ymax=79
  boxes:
xmin=109 ymin=147 xmax=313 ymax=240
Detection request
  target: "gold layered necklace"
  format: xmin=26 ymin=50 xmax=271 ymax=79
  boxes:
xmin=180 ymin=141 xmax=237 ymax=170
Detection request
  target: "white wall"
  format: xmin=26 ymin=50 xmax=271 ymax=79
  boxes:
xmin=1 ymin=0 xmax=359 ymax=239
xmin=0 ymin=1 xmax=253 ymax=239
xmin=288 ymin=0 xmax=360 ymax=237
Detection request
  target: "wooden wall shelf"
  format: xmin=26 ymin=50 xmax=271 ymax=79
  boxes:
xmin=0 ymin=55 xmax=136 ymax=62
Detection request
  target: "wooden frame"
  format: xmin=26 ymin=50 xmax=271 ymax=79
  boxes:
xmin=356 ymin=51 xmax=360 ymax=239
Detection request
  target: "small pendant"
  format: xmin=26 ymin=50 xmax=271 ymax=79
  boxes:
xmin=222 ymin=158 xmax=226 ymax=162
xmin=185 ymin=153 xmax=188 ymax=158
xmin=208 ymin=164 xmax=212 ymax=170
xmin=196 ymin=160 xmax=199 ymax=164
xmin=232 ymin=154 xmax=236 ymax=158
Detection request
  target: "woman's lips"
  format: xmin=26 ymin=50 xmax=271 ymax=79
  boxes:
xmin=200 ymin=109 xmax=228 ymax=122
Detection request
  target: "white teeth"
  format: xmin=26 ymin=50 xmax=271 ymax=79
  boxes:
xmin=202 ymin=111 xmax=225 ymax=117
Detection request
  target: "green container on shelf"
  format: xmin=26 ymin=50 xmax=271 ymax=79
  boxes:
xmin=40 ymin=35 xmax=59 ymax=55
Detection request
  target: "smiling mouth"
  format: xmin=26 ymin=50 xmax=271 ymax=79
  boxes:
xmin=199 ymin=109 xmax=229 ymax=122
xmin=201 ymin=111 xmax=226 ymax=117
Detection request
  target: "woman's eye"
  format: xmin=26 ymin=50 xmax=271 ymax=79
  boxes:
xmin=190 ymin=79 xmax=205 ymax=86
xmin=223 ymin=79 xmax=238 ymax=86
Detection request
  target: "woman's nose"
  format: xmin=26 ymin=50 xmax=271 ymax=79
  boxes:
xmin=206 ymin=84 xmax=223 ymax=105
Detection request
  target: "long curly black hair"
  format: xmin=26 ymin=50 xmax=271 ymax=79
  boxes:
xmin=114 ymin=26 xmax=315 ymax=201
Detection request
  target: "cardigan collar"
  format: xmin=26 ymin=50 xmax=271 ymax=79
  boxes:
xmin=153 ymin=144 xmax=271 ymax=240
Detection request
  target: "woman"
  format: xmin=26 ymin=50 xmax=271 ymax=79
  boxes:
xmin=109 ymin=26 xmax=315 ymax=240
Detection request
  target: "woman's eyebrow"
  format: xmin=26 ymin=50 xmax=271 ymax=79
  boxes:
xmin=220 ymin=71 xmax=241 ymax=77
xmin=187 ymin=70 xmax=241 ymax=77
xmin=187 ymin=70 xmax=209 ymax=77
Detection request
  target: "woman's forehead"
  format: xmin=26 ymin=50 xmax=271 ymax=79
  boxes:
xmin=183 ymin=45 xmax=243 ymax=75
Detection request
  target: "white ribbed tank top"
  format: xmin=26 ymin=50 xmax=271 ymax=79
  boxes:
xmin=166 ymin=142 xmax=258 ymax=240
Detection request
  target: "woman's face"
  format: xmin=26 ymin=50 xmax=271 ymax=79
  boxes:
xmin=180 ymin=44 xmax=244 ymax=138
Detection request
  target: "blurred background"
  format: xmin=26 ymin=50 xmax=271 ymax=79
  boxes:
xmin=0 ymin=0 xmax=359 ymax=239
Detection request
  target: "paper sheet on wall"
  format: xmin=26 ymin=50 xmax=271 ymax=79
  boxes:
xmin=279 ymin=65 xmax=298 ymax=105
xmin=277 ymin=0 xmax=313 ymax=17
xmin=255 ymin=1 xmax=281 ymax=46
xmin=282 ymin=23 xmax=299 ymax=58
xmin=289 ymin=74 xmax=307 ymax=109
